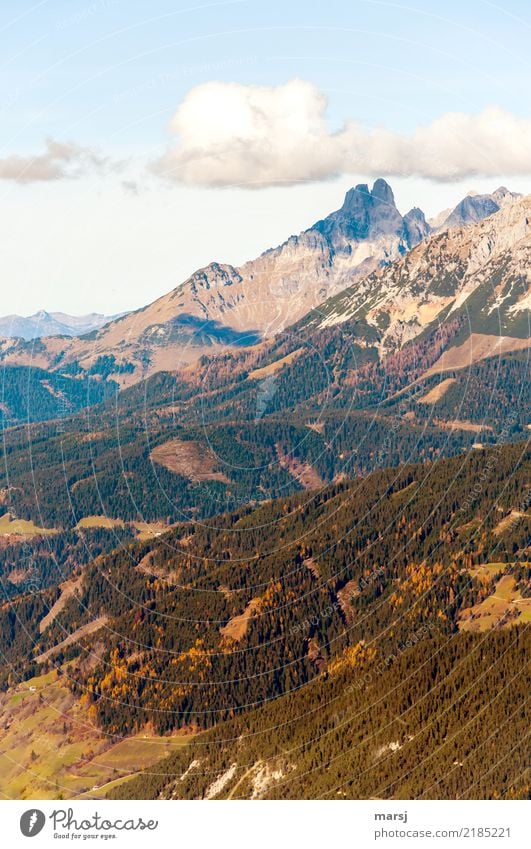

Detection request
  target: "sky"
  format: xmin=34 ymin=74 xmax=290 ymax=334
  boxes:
xmin=2 ymin=0 xmax=531 ymax=315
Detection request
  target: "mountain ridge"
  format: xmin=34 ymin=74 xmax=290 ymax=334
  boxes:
xmin=0 ymin=310 xmax=124 ymax=341
xmin=0 ymin=181 xmax=527 ymax=386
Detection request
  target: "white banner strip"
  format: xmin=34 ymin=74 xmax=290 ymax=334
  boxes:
xmin=2 ymin=799 xmax=529 ymax=848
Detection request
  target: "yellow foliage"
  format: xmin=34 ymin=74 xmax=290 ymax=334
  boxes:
xmin=328 ymin=641 xmax=377 ymax=675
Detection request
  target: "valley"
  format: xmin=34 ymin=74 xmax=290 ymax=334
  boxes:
xmin=0 ymin=179 xmax=529 ymax=802
xmin=0 ymin=437 xmax=528 ymax=799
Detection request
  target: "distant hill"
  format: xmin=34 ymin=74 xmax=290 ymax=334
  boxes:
xmin=0 ymin=310 xmax=121 ymax=340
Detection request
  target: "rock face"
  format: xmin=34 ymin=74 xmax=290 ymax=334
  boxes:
xmin=404 ymin=207 xmax=431 ymax=246
xmin=312 ymin=179 xmax=430 ymax=251
xmin=306 ymin=194 xmax=531 ymax=354
xmin=314 ymin=179 xmax=407 ymax=242
xmin=443 ymin=194 xmax=500 ymax=230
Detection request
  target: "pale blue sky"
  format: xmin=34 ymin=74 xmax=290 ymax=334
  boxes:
xmin=1 ymin=0 xmax=531 ymax=314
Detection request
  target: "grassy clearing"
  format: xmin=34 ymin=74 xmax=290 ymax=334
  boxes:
xmin=220 ymin=598 xmax=262 ymax=642
xmin=468 ymin=562 xmax=508 ymax=581
xmin=417 ymin=377 xmax=456 ymax=404
xmin=39 ymin=575 xmax=83 ymax=634
xmin=75 ymin=515 xmax=125 ymax=529
xmin=75 ymin=517 xmax=169 ymax=539
xmin=275 ymin=444 xmax=323 ymax=490
xmin=459 ymin=575 xmax=531 ymax=632
xmin=390 ymin=480 xmax=417 ymax=500
xmin=35 ymin=616 xmax=109 ymax=663
xmin=493 ymin=510 xmax=530 ymax=537
xmin=0 ymin=513 xmax=57 ymax=537
xmin=433 ymin=418 xmax=492 ymax=433
xmin=248 ymin=348 xmax=302 ymax=380
xmin=80 ymin=773 xmax=137 ymax=799
xmin=132 ymin=521 xmax=169 ymax=541
xmin=0 ymin=670 xmax=194 ymax=800
xmin=150 ymin=438 xmax=229 ymax=483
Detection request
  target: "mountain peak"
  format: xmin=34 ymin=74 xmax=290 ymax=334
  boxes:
xmin=492 ymin=186 xmax=521 ymax=206
xmin=404 ymin=207 xmax=430 ymax=246
xmin=433 ymin=185 xmax=521 ymax=232
xmin=340 ymin=179 xmax=397 ymax=215
xmin=308 ymin=178 xmax=426 ymax=259
xmin=340 ymin=183 xmax=371 ymax=215
xmin=371 ymin=177 xmax=395 ymax=206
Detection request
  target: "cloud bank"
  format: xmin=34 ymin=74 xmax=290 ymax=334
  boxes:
xmin=152 ymin=79 xmax=531 ymax=188
xmin=0 ymin=139 xmax=110 ymax=183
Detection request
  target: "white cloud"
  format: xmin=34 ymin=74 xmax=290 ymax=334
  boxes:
xmin=152 ymin=79 xmax=531 ymax=188
xmin=0 ymin=138 xmax=110 ymax=183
